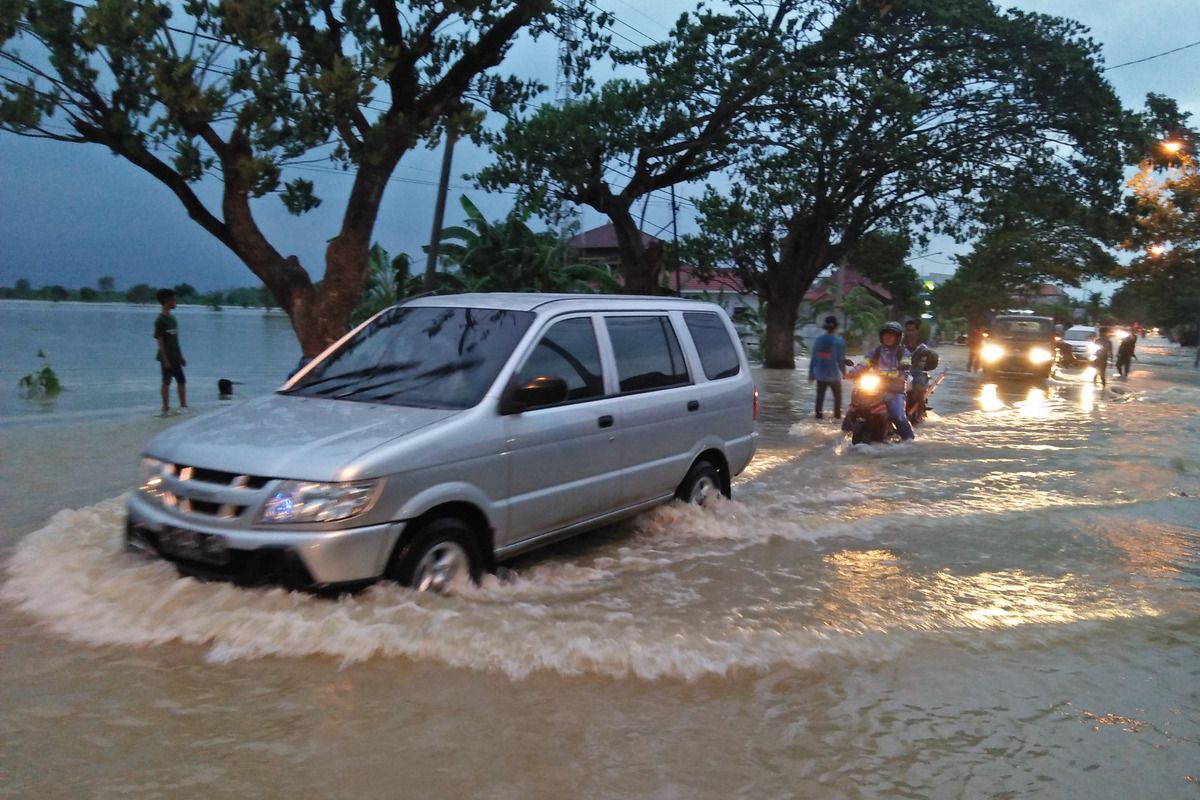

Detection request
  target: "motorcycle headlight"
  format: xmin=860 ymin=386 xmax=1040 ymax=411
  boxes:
xmin=259 ymin=480 xmax=379 ymax=524
xmin=858 ymin=373 xmax=882 ymax=392
xmin=138 ymin=457 xmax=173 ymax=501
xmin=1028 ymin=347 xmax=1053 ymax=364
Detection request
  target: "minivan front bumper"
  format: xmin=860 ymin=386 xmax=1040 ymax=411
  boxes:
xmin=125 ymin=493 xmax=402 ymax=590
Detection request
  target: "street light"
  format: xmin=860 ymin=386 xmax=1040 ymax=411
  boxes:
xmin=1148 ymin=243 xmax=1167 ymax=257
xmin=1162 ymin=140 xmax=1184 ymax=154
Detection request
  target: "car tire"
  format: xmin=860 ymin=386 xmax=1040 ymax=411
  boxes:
xmin=675 ymin=459 xmax=726 ymax=507
xmin=388 ymin=517 xmax=482 ymax=592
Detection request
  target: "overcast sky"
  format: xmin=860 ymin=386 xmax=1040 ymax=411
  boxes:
xmin=1 ymin=1 xmax=1197 ymax=294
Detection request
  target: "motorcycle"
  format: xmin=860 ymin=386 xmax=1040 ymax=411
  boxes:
xmin=844 ymin=350 xmax=942 ymax=444
xmin=844 ymin=369 xmax=905 ymax=445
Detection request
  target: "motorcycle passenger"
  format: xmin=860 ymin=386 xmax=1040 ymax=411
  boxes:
xmin=904 ymin=319 xmax=932 ymax=418
xmin=844 ymin=321 xmax=915 ymax=441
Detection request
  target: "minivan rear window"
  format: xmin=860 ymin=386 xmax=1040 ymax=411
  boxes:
xmin=684 ymin=312 xmax=742 ymax=380
xmin=606 ymin=316 xmax=690 ymax=393
xmin=283 ymin=306 xmax=534 ymax=409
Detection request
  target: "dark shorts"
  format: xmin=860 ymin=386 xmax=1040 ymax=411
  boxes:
xmin=160 ymin=361 xmax=186 ymax=386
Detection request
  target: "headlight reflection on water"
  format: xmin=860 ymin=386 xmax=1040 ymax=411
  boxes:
xmin=977 ymin=383 xmax=1007 ymax=412
xmin=822 ymin=549 xmax=1158 ymax=633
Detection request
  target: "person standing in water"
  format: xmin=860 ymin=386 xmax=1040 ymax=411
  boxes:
xmin=808 ymin=315 xmax=846 ymax=420
xmin=1092 ymin=326 xmax=1112 ymax=389
xmin=154 ymin=288 xmax=188 ymax=416
xmin=1116 ymin=332 xmax=1137 ymax=378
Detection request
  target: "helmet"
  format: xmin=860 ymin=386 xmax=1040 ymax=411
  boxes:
xmin=879 ymin=321 xmax=903 ymax=340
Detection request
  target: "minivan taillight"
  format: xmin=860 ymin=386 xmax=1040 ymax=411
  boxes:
xmin=753 ymin=386 xmax=759 ymax=420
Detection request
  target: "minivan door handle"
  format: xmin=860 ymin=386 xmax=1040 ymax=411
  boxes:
xmin=598 ymin=414 xmax=614 ymax=428
xmin=687 ymin=400 xmax=700 ymax=412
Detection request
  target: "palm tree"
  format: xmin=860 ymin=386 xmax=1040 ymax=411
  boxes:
xmin=435 ymin=197 xmax=620 ymax=293
xmin=351 ymin=245 xmax=418 ymax=324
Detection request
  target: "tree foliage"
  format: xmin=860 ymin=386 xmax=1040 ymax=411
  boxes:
xmin=692 ymin=0 xmax=1130 ymax=367
xmin=0 ymin=0 xmax=560 ymax=356
xmin=434 ymin=195 xmax=620 ymax=293
xmin=477 ymin=2 xmax=804 ymax=293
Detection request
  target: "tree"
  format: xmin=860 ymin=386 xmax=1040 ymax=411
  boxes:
xmin=692 ymin=0 xmax=1128 ymax=367
xmin=126 ymin=283 xmax=156 ymax=303
xmin=98 ymin=276 xmax=116 ymax=293
xmin=477 ymin=4 xmax=801 ymax=293
xmin=1117 ymin=98 xmax=1200 ymax=337
xmin=1 ymin=0 xmax=561 ymax=356
xmin=351 ymin=244 xmax=417 ymax=324
xmin=434 ymin=196 xmax=620 ymax=293
xmin=843 ymin=231 xmax=921 ymax=318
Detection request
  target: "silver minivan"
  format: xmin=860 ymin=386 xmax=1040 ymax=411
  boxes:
xmin=126 ymin=294 xmax=758 ymax=592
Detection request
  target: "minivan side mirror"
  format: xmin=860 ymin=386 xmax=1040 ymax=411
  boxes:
xmin=500 ymin=375 xmax=569 ymax=414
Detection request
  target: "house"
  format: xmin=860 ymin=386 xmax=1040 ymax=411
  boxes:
xmin=567 ymin=223 xmax=759 ymax=318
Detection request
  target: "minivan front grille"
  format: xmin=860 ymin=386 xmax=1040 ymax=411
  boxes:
xmin=163 ymin=462 xmax=276 ymax=520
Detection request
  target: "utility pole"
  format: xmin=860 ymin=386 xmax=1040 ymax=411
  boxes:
xmin=671 ymin=185 xmax=680 ymax=294
xmin=423 ymin=130 xmax=457 ymax=292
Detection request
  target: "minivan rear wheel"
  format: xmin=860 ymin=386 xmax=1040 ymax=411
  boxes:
xmin=675 ymin=460 xmax=725 ymax=507
xmin=388 ymin=518 xmax=482 ymax=593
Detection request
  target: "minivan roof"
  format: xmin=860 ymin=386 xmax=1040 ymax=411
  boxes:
xmin=401 ymin=293 xmax=723 ymax=314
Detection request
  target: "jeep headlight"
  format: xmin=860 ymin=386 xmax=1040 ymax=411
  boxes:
xmin=259 ymin=480 xmax=379 ymax=524
xmin=1028 ymin=347 xmax=1053 ymax=364
xmin=981 ymin=343 xmax=1006 ymax=363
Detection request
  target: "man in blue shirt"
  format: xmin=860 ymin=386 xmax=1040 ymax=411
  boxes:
xmin=808 ymin=315 xmax=846 ymax=419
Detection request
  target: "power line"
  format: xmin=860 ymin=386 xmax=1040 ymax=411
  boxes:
xmin=1104 ymin=39 xmax=1200 ymax=71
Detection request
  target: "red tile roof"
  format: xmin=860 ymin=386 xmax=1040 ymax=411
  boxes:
xmin=567 ymin=223 xmax=661 ymax=251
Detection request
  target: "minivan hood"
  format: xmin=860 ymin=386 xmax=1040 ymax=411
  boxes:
xmin=144 ymin=394 xmax=461 ymax=480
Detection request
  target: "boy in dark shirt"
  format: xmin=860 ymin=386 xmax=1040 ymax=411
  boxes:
xmin=155 ymin=288 xmax=187 ymax=415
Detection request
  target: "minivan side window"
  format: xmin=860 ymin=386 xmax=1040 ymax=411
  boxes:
xmin=606 ymin=315 xmax=690 ymax=393
xmin=515 ymin=317 xmax=605 ymax=402
xmin=683 ymin=312 xmax=742 ymax=380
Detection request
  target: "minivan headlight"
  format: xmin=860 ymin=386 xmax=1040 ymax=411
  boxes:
xmin=981 ymin=343 xmax=1006 ymax=363
xmin=259 ymin=480 xmax=378 ymax=524
xmin=139 ymin=457 xmax=172 ymax=499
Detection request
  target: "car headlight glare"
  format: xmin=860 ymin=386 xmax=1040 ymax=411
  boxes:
xmin=260 ymin=480 xmax=378 ymax=524
xmin=981 ymin=343 xmax=1006 ymax=362
xmin=1087 ymin=341 xmax=1101 ymax=356
xmin=1028 ymin=347 xmax=1053 ymax=364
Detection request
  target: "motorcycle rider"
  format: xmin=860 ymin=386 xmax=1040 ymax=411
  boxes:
xmin=904 ymin=319 xmax=932 ymax=420
xmin=843 ymin=321 xmax=915 ymax=441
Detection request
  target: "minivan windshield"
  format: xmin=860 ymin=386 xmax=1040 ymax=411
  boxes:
xmin=283 ymin=306 xmax=534 ymax=409
xmin=1063 ymin=328 xmax=1096 ymax=342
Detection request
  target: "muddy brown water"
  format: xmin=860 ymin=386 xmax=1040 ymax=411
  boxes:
xmin=2 ymin=308 xmax=1199 ymax=798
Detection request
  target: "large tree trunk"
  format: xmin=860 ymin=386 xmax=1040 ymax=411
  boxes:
xmin=762 ymin=299 xmax=800 ymax=368
xmin=609 ymin=209 xmax=663 ymax=294
xmin=760 ymin=219 xmax=835 ymax=368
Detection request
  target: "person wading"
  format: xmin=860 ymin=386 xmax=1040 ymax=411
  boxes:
xmin=808 ymin=315 xmax=847 ymax=420
xmin=154 ymin=288 xmax=188 ymax=416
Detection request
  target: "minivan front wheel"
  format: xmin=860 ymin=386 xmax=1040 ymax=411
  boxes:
xmin=388 ymin=518 xmax=482 ymax=593
xmin=675 ymin=460 xmax=726 ymax=507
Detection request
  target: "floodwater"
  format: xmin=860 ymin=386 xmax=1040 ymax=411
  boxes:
xmin=2 ymin=303 xmax=1199 ymax=798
